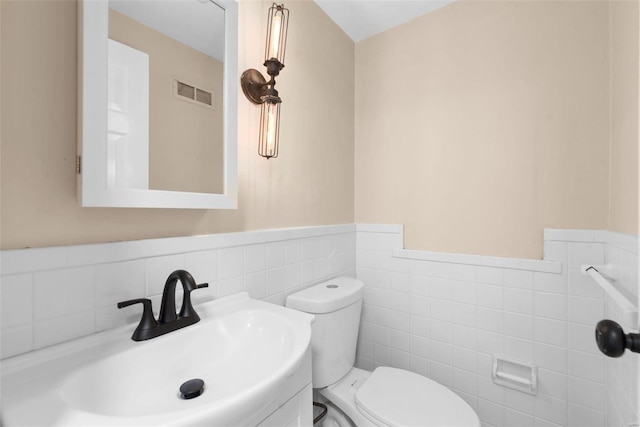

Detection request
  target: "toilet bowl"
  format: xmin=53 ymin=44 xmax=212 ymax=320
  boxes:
xmin=287 ymin=277 xmax=480 ymax=427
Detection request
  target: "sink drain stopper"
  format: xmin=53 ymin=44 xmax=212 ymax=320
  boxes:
xmin=180 ymin=378 xmax=205 ymax=399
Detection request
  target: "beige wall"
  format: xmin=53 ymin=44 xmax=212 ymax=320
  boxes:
xmin=2 ymin=0 xmax=636 ymax=258
xmin=109 ymin=8 xmax=224 ymax=194
xmin=355 ymin=1 xmax=613 ymax=259
xmin=609 ymin=0 xmax=639 ymax=236
xmin=0 ymin=0 xmax=355 ymax=250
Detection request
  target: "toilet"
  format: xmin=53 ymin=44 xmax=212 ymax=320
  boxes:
xmin=286 ymin=277 xmax=480 ymax=427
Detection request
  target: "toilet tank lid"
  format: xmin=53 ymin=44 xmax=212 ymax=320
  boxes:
xmin=286 ymin=277 xmax=364 ymax=314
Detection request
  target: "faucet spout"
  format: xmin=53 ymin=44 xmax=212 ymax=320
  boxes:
xmin=159 ymin=270 xmax=194 ymax=324
xmin=158 ymin=270 xmax=209 ymax=324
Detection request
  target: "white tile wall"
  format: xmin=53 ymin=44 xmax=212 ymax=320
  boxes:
xmin=1 ymin=223 xmax=636 ymax=427
xmin=0 ymin=224 xmax=357 ymax=359
xmin=600 ymin=232 xmax=639 ymax=427
xmin=356 ymin=225 xmax=638 ymax=427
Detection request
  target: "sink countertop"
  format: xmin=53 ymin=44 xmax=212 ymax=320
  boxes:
xmin=1 ymin=292 xmax=314 ymax=427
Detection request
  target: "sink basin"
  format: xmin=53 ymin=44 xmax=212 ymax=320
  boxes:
xmin=1 ymin=292 xmax=314 ymax=426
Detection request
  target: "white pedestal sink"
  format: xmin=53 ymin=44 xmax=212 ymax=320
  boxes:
xmin=1 ymin=292 xmax=314 ymax=426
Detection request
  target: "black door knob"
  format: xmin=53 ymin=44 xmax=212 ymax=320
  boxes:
xmin=595 ymin=319 xmax=640 ymax=357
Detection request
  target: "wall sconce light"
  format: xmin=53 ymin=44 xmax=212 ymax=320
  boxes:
xmin=241 ymin=3 xmax=289 ymax=159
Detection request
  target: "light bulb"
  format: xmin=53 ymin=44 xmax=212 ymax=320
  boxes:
xmin=269 ymin=13 xmax=281 ymax=60
xmin=266 ymin=103 xmax=278 ymax=156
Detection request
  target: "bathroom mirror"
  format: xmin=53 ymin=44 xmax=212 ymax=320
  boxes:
xmin=78 ymin=0 xmax=237 ymax=209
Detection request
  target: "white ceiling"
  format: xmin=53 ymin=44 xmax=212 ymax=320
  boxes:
xmin=313 ymin=0 xmax=456 ymax=42
xmin=109 ymin=0 xmax=226 ymax=61
xmin=109 ymin=0 xmax=455 ymax=61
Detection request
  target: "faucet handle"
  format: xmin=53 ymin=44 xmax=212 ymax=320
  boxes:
xmin=117 ymin=298 xmax=150 ymax=309
xmin=179 ymin=283 xmax=209 ymax=319
xmin=117 ymin=298 xmax=158 ymax=337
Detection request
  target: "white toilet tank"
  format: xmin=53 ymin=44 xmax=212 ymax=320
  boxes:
xmin=286 ymin=277 xmax=364 ymax=388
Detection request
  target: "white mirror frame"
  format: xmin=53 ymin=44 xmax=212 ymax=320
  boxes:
xmin=78 ymin=0 xmax=238 ymax=209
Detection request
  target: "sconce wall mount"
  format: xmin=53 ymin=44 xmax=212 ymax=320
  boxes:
xmin=240 ymin=69 xmax=270 ymax=105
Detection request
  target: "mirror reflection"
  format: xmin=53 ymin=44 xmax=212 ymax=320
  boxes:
xmin=107 ymin=0 xmax=225 ymax=194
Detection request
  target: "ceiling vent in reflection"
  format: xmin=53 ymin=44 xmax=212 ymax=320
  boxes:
xmin=174 ymin=77 xmax=215 ymax=110
xmin=196 ymin=89 xmax=212 ymax=106
xmin=177 ymin=81 xmax=195 ymax=99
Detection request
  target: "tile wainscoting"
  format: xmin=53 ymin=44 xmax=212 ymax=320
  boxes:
xmin=0 ymin=224 xmax=357 ymax=359
xmin=1 ymin=223 xmax=637 ymax=427
xmin=355 ymin=224 xmax=638 ymax=427
xmin=601 ymin=231 xmax=639 ymax=427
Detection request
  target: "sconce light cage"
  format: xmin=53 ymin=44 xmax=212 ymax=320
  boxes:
xmin=258 ymin=94 xmax=281 ymax=159
xmin=264 ymin=3 xmax=289 ymax=67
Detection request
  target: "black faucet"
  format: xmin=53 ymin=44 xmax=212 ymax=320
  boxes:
xmin=117 ymin=270 xmax=209 ymax=341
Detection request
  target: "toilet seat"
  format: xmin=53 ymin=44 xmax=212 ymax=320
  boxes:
xmin=354 ymin=367 xmax=479 ymax=427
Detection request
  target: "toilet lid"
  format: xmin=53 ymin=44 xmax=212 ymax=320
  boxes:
xmin=355 ymin=367 xmax=479 ymax=427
